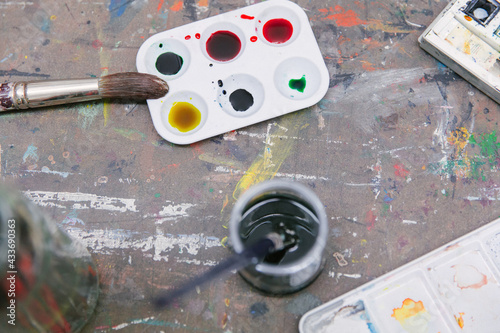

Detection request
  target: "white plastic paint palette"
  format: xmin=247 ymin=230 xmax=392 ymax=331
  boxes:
xmin=136 ymin=0 xmax=329 ymax=145
xmin=299 ymin=218 xmax=500 ymax=333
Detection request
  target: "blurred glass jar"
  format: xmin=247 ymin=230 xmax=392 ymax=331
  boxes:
xmin=0 ymin=185 xmax=99 ymax=332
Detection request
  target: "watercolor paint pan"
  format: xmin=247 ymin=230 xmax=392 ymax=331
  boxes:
xmin=299 ymin=217 xmax=500 ymax=333
xmin=136 ymin=0 xmax=329 ymax=145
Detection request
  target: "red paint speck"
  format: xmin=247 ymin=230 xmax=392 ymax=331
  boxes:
xmin=195 ymin=33 xmax=201 ymax=39
xmin=366 ymin=210 xmax=377 ymax=230
xmin=241 ymin=14 xmax=254 ymax=20
xmin=394 ymin=164 xmax=410 ymax=178
xmin=92 ymin=39 xmax=103 ymax=49
xmin=250 ymin=36 xmax=257 ymax=42
xmin=185 ymin=35 xmax=191 ymax=40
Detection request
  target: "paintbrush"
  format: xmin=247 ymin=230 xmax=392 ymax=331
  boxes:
xmin=0 ymin=72 xmax=169 ymax=112
xmin=154 ymin=232 xmax=294 ymax=309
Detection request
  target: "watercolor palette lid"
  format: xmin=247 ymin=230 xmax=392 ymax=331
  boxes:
xmin=299 ymin=218 xmax=500 ymax=332
xmin=136 ymin=0 xmax=329 ymax=145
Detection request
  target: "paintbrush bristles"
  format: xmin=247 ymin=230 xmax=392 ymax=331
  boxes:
xmin=98 ymin=72 xmax=169 ymax=100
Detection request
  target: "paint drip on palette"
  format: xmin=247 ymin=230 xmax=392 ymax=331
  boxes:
xmin=391 ymin=298 xmax=431 ymax=333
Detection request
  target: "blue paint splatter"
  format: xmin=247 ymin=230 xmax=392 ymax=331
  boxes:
xmin=383 ymin=194 xmax=393 ymax=203
xmin=109 ymin=0 xmax=129 ymax=18
xmin=23 ymin=145 xmax=39 ymax=163
xmin=250 ymin=302 xmax=269 ymax=318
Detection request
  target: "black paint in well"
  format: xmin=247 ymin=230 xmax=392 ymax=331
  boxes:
xmin=229 ymin=89 xmax=254 ymax=112
xmin=156 ymin=52 xmax=184 ymax=75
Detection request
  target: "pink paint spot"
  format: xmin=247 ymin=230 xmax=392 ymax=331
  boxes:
xmin=195 ymin=33 xmax=201 ymax=39
xmin=397 ymin=236 xmax=408 ymax=250
xmin=453 ymin=265 xmax=488 ymax=289
xmin=92 ymin=39 xmax=103 ymax=49
xmin=241 ymin=14 xmax=254 ymax=20
xmin=394 ymin=164 xmax=410 ymax=178
xmin=185 ymin=35 xmax=191 ymax=40
xmin=366 ymin=210 xmax=376 ymax=230
xmin=250 ymin=36 xmax=257 ymax=42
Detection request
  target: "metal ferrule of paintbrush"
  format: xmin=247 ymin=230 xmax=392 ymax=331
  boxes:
xmin=0 ymin=72 xmax=169 ymax=112
xmin=8 ymin=78 xmax=100 ymax=110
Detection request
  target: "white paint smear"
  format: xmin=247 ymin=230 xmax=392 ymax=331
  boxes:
xmin=24 ymin=190 xmax=138 ymax=213
xmin=143 ymin=201 xmax=196 ymax=224
xmin=67 ymin=228 xmax=222 ymax=261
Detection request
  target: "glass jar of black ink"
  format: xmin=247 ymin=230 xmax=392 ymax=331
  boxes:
xmin=229 ymin=180 xmax=328 ymax=294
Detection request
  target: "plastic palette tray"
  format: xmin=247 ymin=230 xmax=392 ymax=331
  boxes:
xmin=136 ymin=0 xmax=329 ymax=145
xmin=299 ymin=218 xmax=500 ymax=332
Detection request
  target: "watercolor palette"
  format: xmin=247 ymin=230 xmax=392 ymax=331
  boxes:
xmin=419 ymin=0 xmax=500 ymax=104
xmin=299 ymin=218 xmax=500 ymax=332
xmin=136 ymin=0 xmax=329 ymax=144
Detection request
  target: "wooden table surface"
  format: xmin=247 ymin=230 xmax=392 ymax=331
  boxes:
xmin=2 ymin=0 xmax=500 ymax=332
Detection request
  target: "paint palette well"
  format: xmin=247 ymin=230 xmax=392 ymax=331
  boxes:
xmin=136 ymin=0 xmax=329 ymax=145
xmin=300 ymin=218 xmax=500 ymax=333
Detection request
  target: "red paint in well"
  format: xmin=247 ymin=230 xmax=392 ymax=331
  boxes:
xmin=206 ymin=30 xmax=241 ymax=61
xmin=262 ymin=18 xmax=293 ymax=44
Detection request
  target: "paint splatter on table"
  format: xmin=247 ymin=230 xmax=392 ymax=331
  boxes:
xmin=1 ymin=0 xmax=499 ymax=332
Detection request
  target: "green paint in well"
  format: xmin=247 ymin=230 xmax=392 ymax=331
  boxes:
xmin=289 ymin=75 xmax=306 ymax=93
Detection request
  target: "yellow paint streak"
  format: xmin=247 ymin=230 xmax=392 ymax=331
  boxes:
xmin=464 ymin=41 xmax=471 ymax=55
xmin=220 ymin=236 xmax=228 ymax=248
xmin=221 ymin=194 xmax=229 ymax=214
xmin=366 ymin=19 xmax=415 ymax=34
xmin=232 ymin=114 xmax=302 ymax=200
xmin=391 ymin=298 xmax=427 ymax=323
xmin=199 ymin=153 xmax=244 ymax=169
xmin=96 ymin=25 xmax=111 ymax=126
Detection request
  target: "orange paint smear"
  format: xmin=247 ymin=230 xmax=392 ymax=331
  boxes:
xmin=361 ymin=60 xmax=377 ymax=71
xmin=320 ymin=6 xmax=367 ymax=27
xmin=171 ymin=0 xmax=183 ymax=11
xmin=157 ymin=0 xmax=164 ymax=12
xmin=337 ymin=35 xmax=351 ymax=45
xmin=366 ymin=210 xmax=376 ymax=230
xmin=455 ymin=312 xmax=465 ymax=329
xmin=392 ymin=298 xmax=426 ymax=321
xmin=198 ymin=0 xmax=208 ymax=7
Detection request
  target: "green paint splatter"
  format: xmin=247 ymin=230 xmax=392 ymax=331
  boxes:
xmin=154 ymin=193 xmax=161 ymax=198
xmin=380 ymin=203 xmax=390 ymax=217
xmin=469 ymin=131 xmax=500 ymax=163
xmin=289 ymin=75 xmax=306 ymax=93
xmin=209 ymin=188 xmax=214 ymax=193
xmin=77 ymin=102 xmax=101 ymax=129
xmin=113 ymin=128 xmax=147 ymax=141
